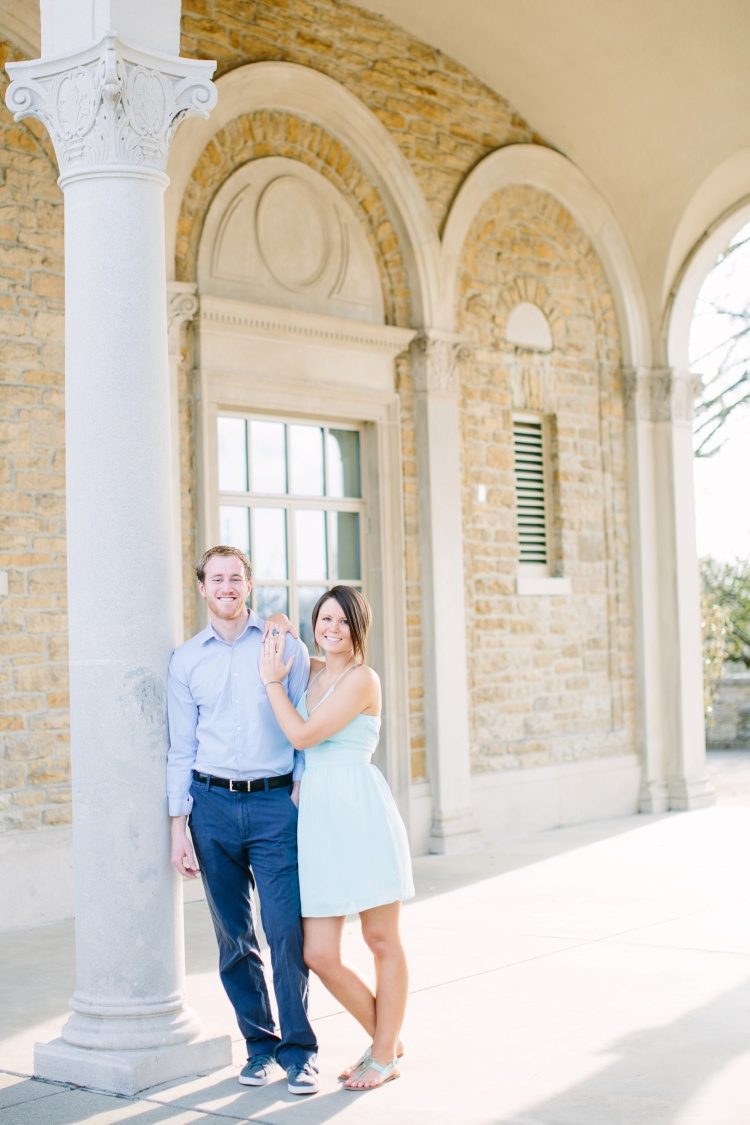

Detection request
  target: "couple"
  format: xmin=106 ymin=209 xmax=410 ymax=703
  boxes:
xmin=167 ymin=545 xmax=414 ymax=1095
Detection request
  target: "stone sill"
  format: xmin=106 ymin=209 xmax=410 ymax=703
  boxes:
xmin=516 ymin=576 xmax=572 ymax=596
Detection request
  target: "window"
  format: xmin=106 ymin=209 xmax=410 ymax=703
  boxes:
xmin=513 ymin=413 xmax=552 ymax=576
xmin=217 ymin=414 xmax=365 ymax=652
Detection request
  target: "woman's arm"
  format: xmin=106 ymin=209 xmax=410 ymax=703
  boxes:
xmin=260 ymin=638 xmax=379 ymax=748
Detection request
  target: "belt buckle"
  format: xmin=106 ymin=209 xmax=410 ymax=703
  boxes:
xmin=229 ymin=779 xmax=244 ymax=793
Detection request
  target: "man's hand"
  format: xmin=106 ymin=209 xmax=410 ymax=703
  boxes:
xmin=170 ymin=815 xmax=199 ymax=879
xmin=262 ymin=613 xmax=299 ymax=642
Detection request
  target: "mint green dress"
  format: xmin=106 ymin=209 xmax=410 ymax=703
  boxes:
xmin=296 ymin=680 xmax=415 ymax=918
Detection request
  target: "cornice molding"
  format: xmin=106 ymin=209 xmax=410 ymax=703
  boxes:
xmin=5 ymin=34 xmax=216 ymax=186
xmin=198 ymin=294 xmax=415 ymax=355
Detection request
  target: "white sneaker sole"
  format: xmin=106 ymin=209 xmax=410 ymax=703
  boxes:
xmin=287 ymin=1081 xmax=319 ymax=1095
xmin=239 ymin=1074 xmax=271 ymax=1086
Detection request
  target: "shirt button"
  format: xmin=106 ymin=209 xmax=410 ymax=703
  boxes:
xmin=236 ymin=726 xmax=241 ymax=731
xmin=233 ymin=673 xmax=237 ymax=678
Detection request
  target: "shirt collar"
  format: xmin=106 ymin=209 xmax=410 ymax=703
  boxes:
xmin=199 ymin=608 xmax=264 ymax=646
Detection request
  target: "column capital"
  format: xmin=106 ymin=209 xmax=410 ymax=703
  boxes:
xmin=410 ymin=329 xmax=470 ymax=397
xmin=168 ymin=281 xmax=199 ymax=333
xmin=5 ymin=34 xmax=216 ymax=187
xmin=622 ymin=366 xmax=702 ymax=424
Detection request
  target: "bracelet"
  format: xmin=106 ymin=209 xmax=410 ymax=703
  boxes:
xmin=265 ymin=680 xmax=283 ymax=688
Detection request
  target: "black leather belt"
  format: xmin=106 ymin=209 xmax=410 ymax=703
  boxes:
xmin=192 ymin=770 xmax=293 ymax=793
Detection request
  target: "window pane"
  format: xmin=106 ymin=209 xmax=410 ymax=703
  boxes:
xmin=298 ymin=585 xmax=328 ymax=654
xmin=289 ymin=424 xmax=324 ymax=496
xmin=220 ymin=506 xmax=250 ymax=555
xmin=253 ymin=508 xmax=288 ymax=580
xmin=250 ymin=420 xmax=287 ymax=495
xmin=326 ymin=429 xmax=361 ymax=497
xmin=256 ymin=585 xmax=289 ymax=620
xmin=296 ymin=509 xmax=327 ymax=579
xmin=329 ymin=511 xmax=360 ymax=580
xmin=218 ymin=417 xmax=248 ymax=491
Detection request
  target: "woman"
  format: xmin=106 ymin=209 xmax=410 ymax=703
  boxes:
xmin=259 ymin=586 xmax=414 ymax=1091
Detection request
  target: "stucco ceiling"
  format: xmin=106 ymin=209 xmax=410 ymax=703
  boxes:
xmin=352 ymin=0 xmax=750 ymax=316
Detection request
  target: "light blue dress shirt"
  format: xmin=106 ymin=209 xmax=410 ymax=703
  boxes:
xmin=167 ymin=610 xmax=310 ymax=816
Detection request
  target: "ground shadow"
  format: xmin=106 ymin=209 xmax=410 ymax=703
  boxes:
xmin=498 ymin=974 xmax=750 ymax=1125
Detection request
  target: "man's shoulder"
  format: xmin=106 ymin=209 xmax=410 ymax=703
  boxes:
xmin=170 ymin=625 xmax=213 ymax=669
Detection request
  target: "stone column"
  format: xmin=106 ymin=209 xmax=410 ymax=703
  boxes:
xmin=6 ymin=32 xmax=230 ymax=1096
xmin=411 ymin=331 xmax=483 ymax=853
xmin=168 ymin=282 xmax=199 ymax=636
xmin=624 ymin=367 xmax=714 ymax=812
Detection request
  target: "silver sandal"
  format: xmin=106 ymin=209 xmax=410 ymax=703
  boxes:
xmin=344 ymin=1056 xmax=399 ymax=1091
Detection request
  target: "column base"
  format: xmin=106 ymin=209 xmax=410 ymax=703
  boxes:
xmin=34 ymin=1033 xmax=233 ymax=1098
xmin=668 ymin=776 xmax=716 ymax=811
xmin=429 ymin=808 xmax=484 ymax=855
xmin=639 ymin=779 xmax=670 ymax=814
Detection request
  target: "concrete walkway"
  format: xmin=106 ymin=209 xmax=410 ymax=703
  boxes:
xmin=2 ymin=751 xmax=750 ymax=1124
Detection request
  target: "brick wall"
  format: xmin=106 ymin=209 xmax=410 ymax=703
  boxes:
xmin=0 ymin=39 xmax=70 ymax=832
xmin=458 ymin=185 xmax=634 ymax=770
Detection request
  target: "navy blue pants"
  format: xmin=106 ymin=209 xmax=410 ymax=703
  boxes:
xmin=188 ymin=777 xmax=317 ymax=1069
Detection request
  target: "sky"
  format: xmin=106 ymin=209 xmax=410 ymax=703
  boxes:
xmin=690 ymin=221 xmax=750 ymax=563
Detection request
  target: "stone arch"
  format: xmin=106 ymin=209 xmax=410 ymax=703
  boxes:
xmin=664 ymin=191 xmax=750 ymax=372
xmin=174 ymin=109 xmax=408 ymax=326
xmin=165 ymin=60 xmax=442 ymax=327
xmin=456 ymin=182 xmax=631 ymax=767
xmin=440 ymin=144 xmax=651 ymax=366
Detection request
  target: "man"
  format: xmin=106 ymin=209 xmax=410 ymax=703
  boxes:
xmin=168 ymin=545 xmax=318 ymax=1095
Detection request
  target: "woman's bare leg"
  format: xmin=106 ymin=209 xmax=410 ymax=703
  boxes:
xmin=345 ymin=901 xmax=408 ymax=1089
xmin=303 ymin=916 xmax=377 ymax=1036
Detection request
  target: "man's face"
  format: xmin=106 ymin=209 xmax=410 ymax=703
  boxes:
xmin=199 ymin=554 xmax=251 ymax=623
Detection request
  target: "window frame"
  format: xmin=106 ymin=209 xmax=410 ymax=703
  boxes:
xmin=512 ymin=411 xmax=571 ymax=596
xmin=216 ymin=411 xmax=368 ymax=641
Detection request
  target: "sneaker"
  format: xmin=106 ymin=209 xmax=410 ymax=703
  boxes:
xmin=286 ymin=1060 xmax=319 ymax=1095
xmin=239 ymin=1054 xmax=276 ymax=1086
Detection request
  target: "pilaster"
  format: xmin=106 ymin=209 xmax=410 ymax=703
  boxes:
xmin=623 ymin=366 xmax=714 ymax=813
xmin=410 ymin=331 xmax=483 ymax=854
xmin=6 ymin=28 xmax=229 ymax=1096
xmin=168 ymin=283 xmax=199 ymax=635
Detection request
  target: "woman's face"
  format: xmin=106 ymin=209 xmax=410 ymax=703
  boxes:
xmin=315 ymin=598 xmax=354 ymax=658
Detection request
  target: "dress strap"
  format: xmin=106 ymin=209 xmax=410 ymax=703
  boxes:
xmin=307 ymin=662 xmax=361 ymax=714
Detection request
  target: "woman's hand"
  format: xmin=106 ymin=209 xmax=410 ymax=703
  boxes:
xmin=291 ymin=781 xmax=301 ymax=808
xmin=261 ymin=613 xmax=299 ymax=642
xmin=259 ymin=629 xmax=295 ymax=685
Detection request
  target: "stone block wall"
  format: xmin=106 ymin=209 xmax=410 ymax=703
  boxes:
xmin=0 ymin=40 xmax=70 ymax=833
xmin=174 ymin=0 xmax=540 ymax=782
xmin=706 ymin=673 xmax=750 ymax=750
xmin=457 ymin=185 xmax=635 ymax=771
xmin=0 ymin=0 xmax=636 ymax=833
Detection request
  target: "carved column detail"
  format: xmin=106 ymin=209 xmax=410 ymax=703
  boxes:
xmin=6 ymin=34 xmax=216 ymax=185
xmin=623 ymin=366 xmax=702 ymax=423
xmin=410 ymin=330 xmax=470 ymax=396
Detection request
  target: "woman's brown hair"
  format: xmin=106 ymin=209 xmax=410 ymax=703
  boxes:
xmin=311 ymin=586 xmax=372 ymax=664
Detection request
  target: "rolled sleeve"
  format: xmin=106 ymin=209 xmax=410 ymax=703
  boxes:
xmin=167 ymin=654 xmax=198 ymax=816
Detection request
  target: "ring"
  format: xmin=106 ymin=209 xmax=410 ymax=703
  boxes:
xmin=272 ymin=628 xmax=278 ymax=636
